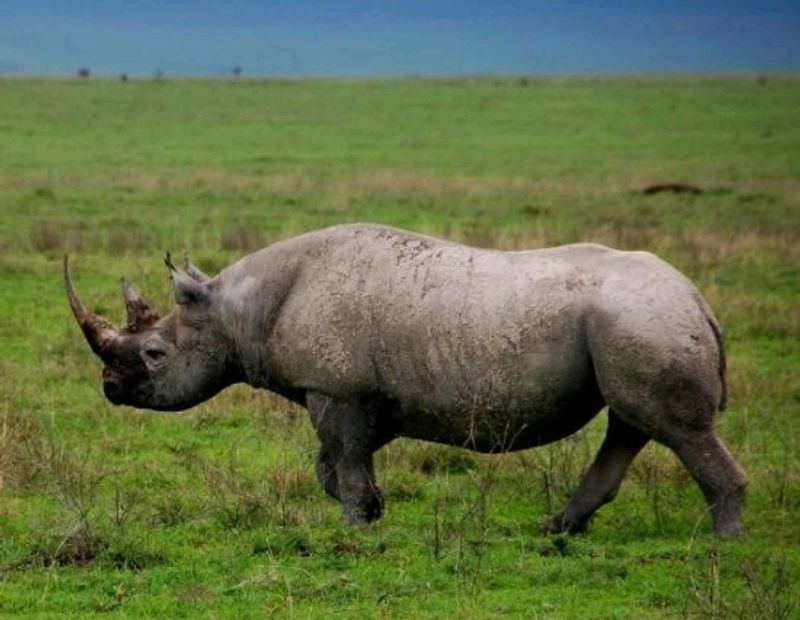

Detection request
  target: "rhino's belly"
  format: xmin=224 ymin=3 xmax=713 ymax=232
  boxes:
xmin=387 ymin=350 xmax=605 ymax=452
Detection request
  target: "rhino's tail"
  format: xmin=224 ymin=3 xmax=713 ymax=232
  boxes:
xmin=698 ymin=298 xmax=728 ymax=412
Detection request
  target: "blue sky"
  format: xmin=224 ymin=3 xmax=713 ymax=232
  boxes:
xmin=1 ymin=1 xmax=799 ymax=76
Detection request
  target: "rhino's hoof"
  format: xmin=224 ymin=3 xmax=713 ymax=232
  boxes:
xmin=714 ymin=520 xmax=744 ymax=538
xmin=344 ymin=492 xmax=384 ymax=526
xmin=542 ymin=513 xmax=588 ymax=536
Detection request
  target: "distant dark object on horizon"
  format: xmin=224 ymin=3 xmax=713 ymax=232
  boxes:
xmin=120 ymin=73 xmax=128 ymax=82
xmin=642 ymin=183 xmax=703 ymax=196
xmin=153 ymin=70 xmax=164 ymax=81
xmin=77 ymin=67 xmax=90 ymax=79
xmin=232 ymin=66 xmax=242 ymax=78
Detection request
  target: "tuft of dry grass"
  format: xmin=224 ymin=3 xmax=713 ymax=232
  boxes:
xmin=0 ymin=409 xmax=47 ymax=494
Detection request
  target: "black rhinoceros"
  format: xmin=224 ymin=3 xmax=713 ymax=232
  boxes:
xmin=65 ymin=224 xmax=746 ymax=535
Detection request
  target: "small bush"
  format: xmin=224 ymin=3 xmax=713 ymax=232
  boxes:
xmin=190 ymin=449 xmax=273 ymax=529
xmin=25 ymin=521 xmax=105 ymax=567
xmin=687 ymin=550 xmax=799 ymax=620
xmin=0 ymin=410 xmax=47 ymax=494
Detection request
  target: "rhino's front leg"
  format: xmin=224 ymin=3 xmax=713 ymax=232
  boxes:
xmin=315 ymin=449 xmax=340 ymax=501
xmin=306 ymin=391 xmax=387 ymax=525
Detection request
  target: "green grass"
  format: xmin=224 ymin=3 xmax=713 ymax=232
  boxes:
xmin=1 ymin=76 xmax=799 ymax=618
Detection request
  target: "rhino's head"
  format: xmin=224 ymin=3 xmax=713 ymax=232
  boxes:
xmin=64 ymin=256 xmax=239 ymax=411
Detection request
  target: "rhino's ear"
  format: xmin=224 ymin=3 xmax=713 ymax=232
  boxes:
xmin=183 ymin=253 xmax=211 ymax=283
xmin=165 ymin=252 xmax=211 ymax=306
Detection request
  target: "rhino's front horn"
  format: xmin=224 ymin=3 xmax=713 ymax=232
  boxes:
xmin=63 ymin=255 xmax=119 ymax=357
xmin=121 ymin=278 xmax=160 ymax=331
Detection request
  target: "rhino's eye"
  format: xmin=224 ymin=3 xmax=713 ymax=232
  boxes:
xmin=143 ymin=346 xmax=166 ymax=362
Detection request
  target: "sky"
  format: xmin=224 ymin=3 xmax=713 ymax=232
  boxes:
xmin=1 ymin=1 xmax=799 ymax=77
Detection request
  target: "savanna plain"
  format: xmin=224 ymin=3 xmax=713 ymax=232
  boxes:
xmin=0 ymin=76 xmax=798 ymax=618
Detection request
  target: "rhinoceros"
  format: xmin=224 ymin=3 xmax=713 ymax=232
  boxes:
xmin=64 ymin=223 xmax=746 ymax=536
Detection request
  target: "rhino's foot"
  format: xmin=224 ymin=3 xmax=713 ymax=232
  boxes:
xmin=344 ymin=490 xmax=384 ymax=526
xmin=714 ymin=520 xmax=743 ymax=538
xmin=542 ymin=512 xmax=589 ymax=536
xmin=711 ymin=493 xmax=745 ymax=538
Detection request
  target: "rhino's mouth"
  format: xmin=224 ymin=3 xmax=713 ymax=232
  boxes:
xmin=103 ymin=382 xmax=132 ymax=406
xmin=101 ymin=367 xmax=154 ymax=408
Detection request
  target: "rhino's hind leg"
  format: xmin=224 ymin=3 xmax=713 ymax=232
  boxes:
xmin=306 ymin=392 xmax=387 ymax=525
xmin=545 ymin=410 xmax=648 ymax=534
xmin=604 ymin=401 xmax=746 ymax=536
xmin=659 ymin=430 xmax=747 ymax=537
xmin=586 ymin=322 xmax=746 ymax=535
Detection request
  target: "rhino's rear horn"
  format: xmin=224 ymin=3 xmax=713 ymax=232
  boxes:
xmin=63 ymin=255 xmax=120 ymax=357
xmin=121 ymin=278 xmax=160 ymax=331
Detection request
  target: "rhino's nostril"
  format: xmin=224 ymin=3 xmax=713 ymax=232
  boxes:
xmin=103 ymin=377 xmax=122 ymax=399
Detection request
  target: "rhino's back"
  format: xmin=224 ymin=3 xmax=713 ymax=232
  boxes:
xmin=269 ymin=227 xmax=612 ymax=430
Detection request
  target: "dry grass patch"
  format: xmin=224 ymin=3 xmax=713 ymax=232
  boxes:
xmin=0 ymin=410 xmax=47 ymax=494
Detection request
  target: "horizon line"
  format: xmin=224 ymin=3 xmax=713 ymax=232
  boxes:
xmin=3 ymin=70 xmax=799 ymax=80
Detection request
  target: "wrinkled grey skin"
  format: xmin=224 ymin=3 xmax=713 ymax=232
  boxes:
xmin=66 ymin=224 xmax=747 ymax=536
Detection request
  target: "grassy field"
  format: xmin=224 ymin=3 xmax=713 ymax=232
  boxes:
xmin=0 ymin=76 xmax=799 ymax=618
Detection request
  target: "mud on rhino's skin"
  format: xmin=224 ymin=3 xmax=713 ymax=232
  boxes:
xmin=65 ymin=223 xmax=747 ymax=536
